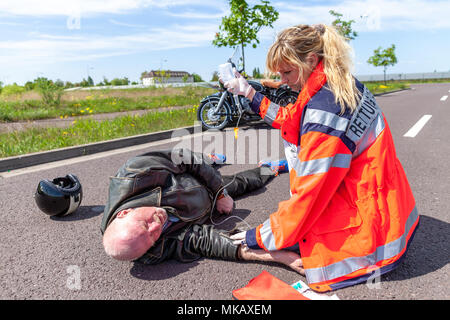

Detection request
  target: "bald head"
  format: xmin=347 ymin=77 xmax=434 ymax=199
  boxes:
xmin=102 ymin=207 xmax=168 ymax=261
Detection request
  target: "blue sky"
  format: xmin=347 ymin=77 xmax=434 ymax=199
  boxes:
xmin=1 ymin=0 xmax=449 ymax=85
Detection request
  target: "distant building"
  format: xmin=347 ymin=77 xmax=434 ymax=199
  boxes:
xmin=142 ymin=70 xmax=193 ymax=85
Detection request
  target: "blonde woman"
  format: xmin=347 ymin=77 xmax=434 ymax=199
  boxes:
xmin=225 ymin=24 xmax=419 ymax=292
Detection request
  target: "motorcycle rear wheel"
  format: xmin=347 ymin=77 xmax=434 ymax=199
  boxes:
xmin=273 ymin=91 xmax=299 ymax=106
xmin=197 ymin=97 xmax=231 ymax=131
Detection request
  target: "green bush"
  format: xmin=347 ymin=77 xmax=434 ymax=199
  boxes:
xmin=35 ymin=78 xmax=64 ymax=106
xmin=1 ymin=84 xmax=26 ymax=96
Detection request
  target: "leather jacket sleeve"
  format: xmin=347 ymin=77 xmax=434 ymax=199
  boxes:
xmin=166 ymin=148 xmax=224 ymax=195
xmin=183 ymin=225 xmax=240 ymax=261
xmin=137 ymin=224 xmax=240 ymax=265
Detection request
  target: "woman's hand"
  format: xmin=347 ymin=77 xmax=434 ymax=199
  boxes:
xmin=230 ymin=231 xmax=247 ymax=245
xmin=220 ymin=69 xmax=255 ymax=100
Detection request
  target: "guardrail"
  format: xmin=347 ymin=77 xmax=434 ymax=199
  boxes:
xmin=64 ymin=82 xmax=220 ymax=91
xmin=357 ymin=72 xmax=450 ymax=82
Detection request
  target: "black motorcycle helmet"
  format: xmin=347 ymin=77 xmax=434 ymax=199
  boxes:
xmin=34 ymin=174 xmax=83 ymax=216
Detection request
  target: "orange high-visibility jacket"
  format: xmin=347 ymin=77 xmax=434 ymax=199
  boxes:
xmin=246 ymin=74 xmax=419 ymax=292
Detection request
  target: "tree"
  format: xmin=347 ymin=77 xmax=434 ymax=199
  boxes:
xmin=329 ymin=10 xmax=358 ymax=41
xmin=140 ymin=71 xmax=148 ymax=82
xmin=80 ymin=78 xmax=90 ymax=87
xmin=367 ymin=44 xmax=398 ymax=84
xmin=87 ymin=76 xmax=94 ymax=86
xmin=252 ymin=67 xmax=262 ymax=79
xmin=213 ymin=0 xmax=279 ymax=72
xmin=211 ymin=71 xmax=219 ymax=81
xmin=111 ymin=77 xmax=130 ymax=86
xmin=192 ymin=73 xmax=203 ymax=82
xmin=35 ymin=77 xmax=64 ymax=106
xmin=101 ymin=77 xmax=111 ymax=86
xmin=24 ymin=81 xmax=34 ymax=91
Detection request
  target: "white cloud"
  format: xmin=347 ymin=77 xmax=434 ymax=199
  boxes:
xmin=108 ymin=19 xmax=148 ymax=28
xmin=0 ymin=0 xmax=219 ymax=17
xmin=3 ymin=0 xmax=448 ymax=83
xmin=164 ymin=10 xmax=226 ymax=20
xmin=0 ymin=21 xmax=217 ymax=68
xmin=273 ymin=0 xmax=450 ymax=31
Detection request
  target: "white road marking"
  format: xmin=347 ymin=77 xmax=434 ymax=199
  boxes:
xmin=440 ymin=95 xmax=448 ymax=101
xmin=403 ymin=115 xmax=432 ymax=138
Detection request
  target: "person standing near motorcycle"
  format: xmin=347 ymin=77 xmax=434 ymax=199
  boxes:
xmin=224 ymin=24 xmax=419 ymax=292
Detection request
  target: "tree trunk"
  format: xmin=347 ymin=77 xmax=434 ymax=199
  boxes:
xmin=241 ymin=42 xmax=245 ymax=74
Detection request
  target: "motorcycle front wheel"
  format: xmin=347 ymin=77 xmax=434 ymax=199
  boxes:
xmin=197 ymin=96 xmax=231 ymax=131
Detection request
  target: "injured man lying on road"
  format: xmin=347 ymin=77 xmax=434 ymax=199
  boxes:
xmin=100 ymin=148 xmax=304 ymax=274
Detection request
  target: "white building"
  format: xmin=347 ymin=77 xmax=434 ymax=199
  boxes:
xmin=142 ymin=70 xmax=194 ymax=85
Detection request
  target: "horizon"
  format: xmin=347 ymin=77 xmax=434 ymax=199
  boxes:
xmin=1 ymin=0 xmax=449 ymax=86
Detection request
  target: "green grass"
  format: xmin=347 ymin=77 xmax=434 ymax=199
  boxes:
xmin=0 ymin=106 xmax=199 ymax=158
xmin=0 ymin=79 xmax=434 ymax=158
xmin=0 ymin=87 xmax=214 ymax=122
xmin=362 ymin=81 xmax=410 ymax=94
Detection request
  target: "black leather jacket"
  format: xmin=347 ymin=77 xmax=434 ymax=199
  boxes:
xmin=100 ymin=148 xmax=239 ymax=264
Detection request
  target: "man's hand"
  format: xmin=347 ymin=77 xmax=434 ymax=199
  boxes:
xmin=238 ymin=246 xmax=305 ymax=275
xmin=216 ymin=195 xmax=234 ymax=214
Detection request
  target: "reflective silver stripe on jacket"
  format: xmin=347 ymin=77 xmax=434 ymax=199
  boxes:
xmin=305 ymin=206 xmax=419 ymax=284
xmin=263 ymin=102 xmax=280 ymax=126
xmin=260 ymin=218 xmax=277 ymax=251
xmin=303 ymin=108 xmax=349 ymax=131
xmin=292 ymin=153 xmax=352 ymax=177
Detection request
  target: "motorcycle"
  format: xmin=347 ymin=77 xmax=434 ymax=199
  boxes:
xmin=197 ymin=49 xmax=299 ymax=131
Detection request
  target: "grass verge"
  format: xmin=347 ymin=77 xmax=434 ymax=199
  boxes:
xmin=0 ymin=87 xmax=214 ymax=122
xmin=0 ymin=81 xmax=418 ymax=159
xmin=363 ymin=82 xmax=410 ymax=94
xmin=0 ymin=106 xmax=199 ymax=158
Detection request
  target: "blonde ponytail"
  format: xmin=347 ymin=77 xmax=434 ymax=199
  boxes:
xmin=266 ymin=24 xmax=361 ymax=114
xmin=321 ymin=25 xmax=360 ymax=114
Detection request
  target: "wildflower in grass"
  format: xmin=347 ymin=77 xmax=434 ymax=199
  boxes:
xmin=63 ymin=131 xmax=68 ymax=135
xmin=80 ymin=110 xmax=85 ymax=113
xmin=89 ymin=110 xmax=93 ymax=113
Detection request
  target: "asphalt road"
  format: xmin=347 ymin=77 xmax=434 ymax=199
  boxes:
xmin=0 ymin=83 xmax=449 ymax=301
